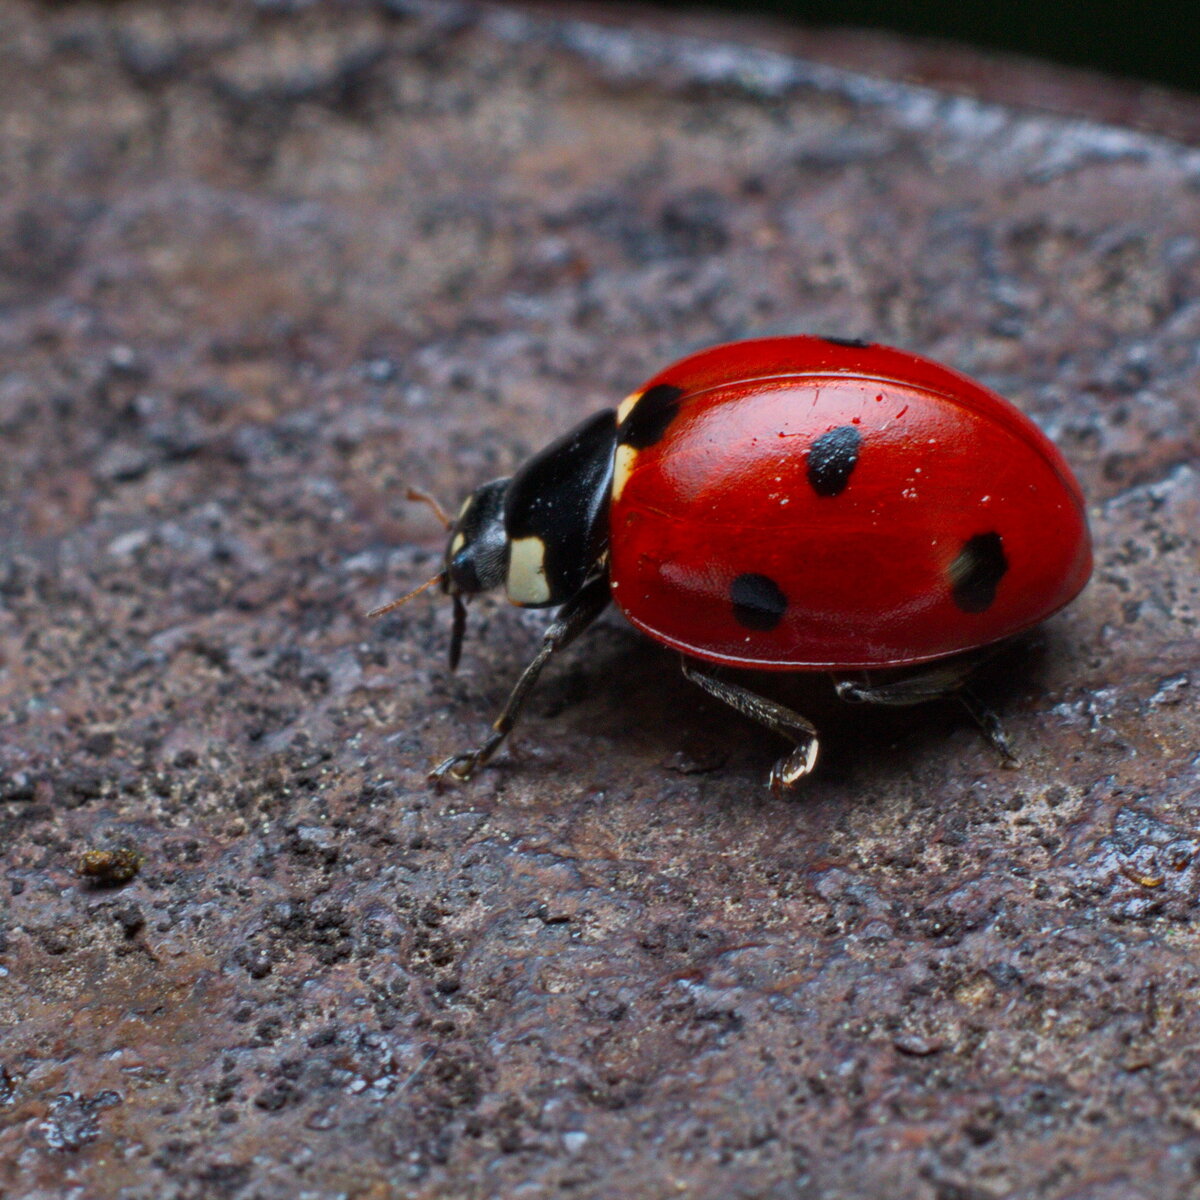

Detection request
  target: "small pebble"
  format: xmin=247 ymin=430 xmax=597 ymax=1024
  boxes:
xmin=76 ymin=847 xmax=141 ymax=886
xmin=893 ymin=1032 xmax=944 ymax=1057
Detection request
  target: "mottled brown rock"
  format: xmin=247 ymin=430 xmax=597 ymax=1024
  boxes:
xmin=2 ymin=2 xmax=1199 ymax=1198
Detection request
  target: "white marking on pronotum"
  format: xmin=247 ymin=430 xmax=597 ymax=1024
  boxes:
xmin=616 ymin=390 xmax=642 ymax=425
xmin=612 ymin=391 xmax=645 ymax=502
xmin=612 ymin=444 xmax=638 ymax=502
xmin=507 ymin=535 xmax=551 ymax=605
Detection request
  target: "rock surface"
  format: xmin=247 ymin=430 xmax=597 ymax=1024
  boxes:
xmin=1 ymin=2 xmax=1198 ymax=1198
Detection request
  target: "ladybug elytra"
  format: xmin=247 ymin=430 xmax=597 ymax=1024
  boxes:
xmin=378 ymin=336 xmax=1092 ymax=790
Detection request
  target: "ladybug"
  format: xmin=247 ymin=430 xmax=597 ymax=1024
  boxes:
xmin=376 ymin=336 xmax=1092 ymax=790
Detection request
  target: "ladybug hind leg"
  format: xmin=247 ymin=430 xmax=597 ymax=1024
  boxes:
xmin=429 ymin=573 xmax=611 ymax=785
xmin=834 ymin=656 xmax=1018 ymax=767
xmin=680 ymin=659 xmax=820 ymax=793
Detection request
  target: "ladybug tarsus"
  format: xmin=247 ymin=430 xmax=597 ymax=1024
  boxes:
xmin=429 ymin=573 xmax=610 ymax=782
xmin=957 ymin=688 xmax=1020 ymax=768
xmin=681 ymin=658 xmax=819 ymax=792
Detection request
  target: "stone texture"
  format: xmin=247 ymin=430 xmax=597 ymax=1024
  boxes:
xmin=1 ymin=2 xmax=1198 ymax=1198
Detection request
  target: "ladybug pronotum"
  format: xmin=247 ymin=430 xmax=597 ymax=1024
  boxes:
xmin=377 ymin=336 xmax=1092 ymax=790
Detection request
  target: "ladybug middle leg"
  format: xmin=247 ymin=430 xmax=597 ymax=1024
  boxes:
xmin=680 ymin=659 xmax=820 ymax=793
xmin=834 ymin=654 xmax=1018 ymax=766
xmin=429 ymin=573 xmax=611 ymax=785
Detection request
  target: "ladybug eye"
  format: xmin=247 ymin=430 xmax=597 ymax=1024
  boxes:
xmin=448 ymin=546 xmax=482 ymax=591
xmin=443 ymin=478 xmax=510 ymax=596
xmin=446 ymin=539 xmax=507 ymax=596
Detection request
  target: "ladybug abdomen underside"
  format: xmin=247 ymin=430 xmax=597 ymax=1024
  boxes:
xmin=609 ymin=370 xmax=1092 ymax=670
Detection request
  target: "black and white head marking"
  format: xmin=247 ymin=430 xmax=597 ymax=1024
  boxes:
xmin=444 ymin=478 xmax=510 ymax=596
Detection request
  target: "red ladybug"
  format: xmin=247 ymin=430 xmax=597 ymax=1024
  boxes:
xmin=377 ymin=336 xmax=1092 ymax=790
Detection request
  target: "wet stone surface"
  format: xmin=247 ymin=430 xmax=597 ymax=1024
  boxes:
xmin=1 ymin=2 xmax=1199 ymax=1198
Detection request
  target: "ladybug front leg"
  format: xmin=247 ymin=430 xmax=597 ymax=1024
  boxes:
xmin=429 ymin=574 xmax=611 ymax=785
xmin=834 ymin=658 xmax=1018 ymax=766
xmin=680 ymin=659 xmax=819 ymax=792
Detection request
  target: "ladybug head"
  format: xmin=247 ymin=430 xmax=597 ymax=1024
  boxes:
xmin=442 ymin=478 xmax=510 ymax=599
xmin=368 ymin=478 xmax=512 ymax=670
xmin=434 ymin=475 xmax=513 ymax=672
xmin=370 ymin=408 xmax=616 ymax=670
xmin=438 ymin=477 xmax=511 ymax=669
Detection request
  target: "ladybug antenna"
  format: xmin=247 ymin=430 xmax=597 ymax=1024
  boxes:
xmin=448 ymin=594 xmax=468 ymax=671
xmin=406 ymin=486 xmax=453 ymax=531
xmin=367 ymin=570 xmax=445 ymax=618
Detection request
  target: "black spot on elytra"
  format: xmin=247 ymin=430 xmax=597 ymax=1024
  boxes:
xmin=807 ymin=425 xmax=861 ymax=497
xmin=950 ymin=533 xmax=1008 ymax=613
xmin=617 ymin=384 xmax=685 ymax=450
xmin=731 ymin=573 xmax=788 ymax=632
xmin=822 ymin=336 xmax=871 ymax=349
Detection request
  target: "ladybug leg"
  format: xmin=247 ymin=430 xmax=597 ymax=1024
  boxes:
xmin=833 ymin=656 xmax=981 ymax=706
xmin=834 ymin=661 xmax=1019 ymax=766
xmin=428 ymin=574 xmax=611 ymax=785
xmin=680 ymin=659 xmax=819 ymax=792
xmin=956 ymin=688 xmax=1019 ymax=767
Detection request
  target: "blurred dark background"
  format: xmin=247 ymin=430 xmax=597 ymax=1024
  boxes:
xmin=647 ymin=0 xmax=1200 ymax=92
